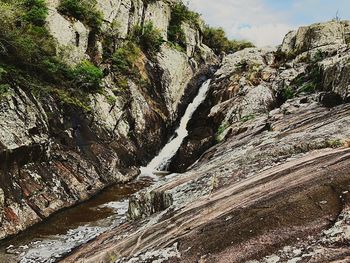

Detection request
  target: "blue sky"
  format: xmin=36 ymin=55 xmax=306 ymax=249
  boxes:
xmin=187 ymin=0 xmax=350 ymax=46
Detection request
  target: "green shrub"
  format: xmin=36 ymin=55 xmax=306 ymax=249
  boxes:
xmin=23 ymin=0 xmax=48 ymax=26
xmin=167 ymin=3 xmax=200 ymax=48
xmin=131 ymin=22 xmax=164 ymax=54
xmin=169 ymin=3 xmax=200 ymax=28
xmin=281 ymin=86 xmax=295 ymax=100
xmin=0 ymin=66 xmax=7 ymax=80
xmin=0 ymin=0 xmax=102 ymax=108
xmin=142 ymin=0 xmax=157 ymax=5
xmin=229 ymin=39 xmax=255 ymax=52
xmin=0 ymin=0 xmax=56 ymax=72
xmin=167 ymin=41 xmax=186 ymax=53
xmin=111 ymin=41 xmax=141 ymax=74
xmin=102 ymin=20 xmax=121 ymax=59
xmin=105 ymin=94 xmax=116 ymax=105
xmin=0 ymin=84 xmax=10 ymax=95
xmin=325 ymin=139 xmax=343 ymax=148
xmin=71 ymin=60 xmax=103 ymax=91
xmin=299 ymin=82 xmax=316 ymax=93
xmin=202 ymin=26 xmax=254 ymax=55
xmin=168 ymin=24 xmax=186 ymax=48
xmin=287 ymin=65 xmax=322 ymax=98
xmin=58 ymin=0 xmax=103 ymax=30
xmin=54 ymin=88 xmax=92 ymax=112
xmin=202 ymin=27 xmax=228 ymax=54
xmin=215 ymin=121 xmax=230 ymax=142
xmin=111 ymin=41 xmax=150 ymax=91
xmin=236 ymin=59 xmax=249 ymax=72
xmin=114 ymin=76 xmax=129 ymax=92
xmin=240 ymin=114 xmax=255 ymax=123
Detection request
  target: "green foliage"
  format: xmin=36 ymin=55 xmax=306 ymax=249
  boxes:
xmin=311 ymin=50 xmax=327 ymax=63
xmin=168 ymin=2 xmax=200 ymax=48
xmin=0 ymin=65 xmax=10 ymax=99
xmin=53 ymin=88 xmax=92 ymax=112
xmin=111 ymin=41 xmax=141 ymax=74
xmin=236 ymin=59 xmax=249 ymax=72
xmin=111 ymin=41 xmax=150 ymax=91
xmin=23 ymin=0 xmax=48 ymax=26
xmin=240 ymin=114 xmax=256 ymax=123
xmin=279 ymin=63 xmax=323 ymax=102
xmin=229 ymin=39 xmax=255 ymax=52
xmin=299 ymin=82 xmax=316 ymax=93
xmin=215 ymin=122 xmax=230 ymax=142
xmin=0 ymin=66 xmax=7 ymax=80
xmin=0 ymin=0 xmax=57 ymax=74
xmin=274 ymin=50 xmax=297 ymax=64
xmin=167 ymin=41 xmax=185 ymax=53
xmin=102 ymin=20 xmax=121 ymax=59
xmin=142 ymin=0 xmax=157 ymax=5
xmin=0 ymin=84 xmax=10 ymax=97
xmin=114 ymin=77 xmax=129 ymax=92
xmin=202 ymin=26 xmax=254 ymax=55
xmin=202 ymin=27 xmax=227 ymax=54
xmin=167 ymin=23 xmax=186 ymax=48
xmin=131 ymin=22 xmax=164 ymax=54
xmin=0 ymin=0 xmax=102 ymax=109
xmin=105 ymin=94 xmax=116 ymax=105
xmin=281 ymin=86 xmax=295 ymax=100
xmin=170 ymin=2 xmax=200 ymax=28
xmin=71 ymin=60 xmax=103 ymax=91
xmin=58 ymin=0 xmax=103 ymax=30
xmin=325 ymin=139 xmax=343 ymax=148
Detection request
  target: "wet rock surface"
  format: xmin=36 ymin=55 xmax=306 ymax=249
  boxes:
xmin=0 ymin=178 xmax=153 ymax=263
xmin=0 ymin=0 xmax=217 ymax=240
xmin=2 ymin=9 xmax=350 ymax=263
xmin=62 ymin=20 xmax=350 ymax=263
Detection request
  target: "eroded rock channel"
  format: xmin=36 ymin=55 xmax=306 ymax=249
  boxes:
xmin=63 ymin=21 xmax=350 ymax=262
xmin=0 ymin=178 xmax=152 ymax=262
xmin=1 ymin=0 xmax=350 ymax=262
xmin=0 ymin=74 xmax=215 ymax=262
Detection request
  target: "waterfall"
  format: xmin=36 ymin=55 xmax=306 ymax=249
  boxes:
xmin=140 ymin=79 xmax=212 ymax=176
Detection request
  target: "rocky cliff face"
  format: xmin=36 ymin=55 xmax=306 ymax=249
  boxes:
xmin=170 ymin=20 xmax=350 ymax=173
xmin=0 ymin=0 xmax=216 ymax=239
xmin=63 ymin=20 xmax=350 ymax=262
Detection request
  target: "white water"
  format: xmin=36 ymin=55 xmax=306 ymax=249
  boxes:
xmin=140 ymin=79 xmax=211 ymax=176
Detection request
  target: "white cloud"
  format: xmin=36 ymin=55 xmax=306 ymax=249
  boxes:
xmin=187 ymin=0 xmax=297 ymax=47
xmin=232 ymin=23 xmax=295 ymax=47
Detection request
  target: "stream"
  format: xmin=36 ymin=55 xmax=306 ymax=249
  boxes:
xmin=0 ymin=79 xmax=212 ymax=263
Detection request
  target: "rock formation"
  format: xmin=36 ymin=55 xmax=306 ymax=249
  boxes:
xmin=62 ymin=20 xmax=350 ymax=262
xmin=1 ymin=0 xmax=350 ymax=262
xmin=0 ymin=0 xmax=216 ymax=239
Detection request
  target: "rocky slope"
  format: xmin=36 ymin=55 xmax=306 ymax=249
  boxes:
xmin=0 ymin=0 xmax=217 ymax=239
xmin=62 ymin=20 xmax=350 ymax=262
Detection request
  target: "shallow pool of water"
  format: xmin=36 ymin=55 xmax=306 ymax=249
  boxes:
xmin=0 ymin=177 xmax=153 ymax=263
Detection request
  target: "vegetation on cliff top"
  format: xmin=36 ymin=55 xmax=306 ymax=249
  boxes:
xmin=23 ymin=0 xmax=48 ymax=26
xmin=58 ymin=0 xmax=103 ymax=30
xmin=131 ymin=22 xmax=164 ymax=55
xmin=202 ymin=26 xmax=255 ymax=55
xmin=0 ymin=0 xmax=104 ymax=110
xmin=167 ymin=2 xmax=254 ymax=54
xmin=0 ymin=0 xmax=253 ymax=110
xmin=168 ymin=2 xmax=200 ymax=50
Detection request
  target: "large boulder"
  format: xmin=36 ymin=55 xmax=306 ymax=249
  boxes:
xmin=46 ymin=7 xmax=90 ymax=64
xmin=0 ymin=87 xmax=48 ymax=150
xmin=144 ymin=1 xmax=172 ymax=40
xmin=319 ymin=51 xmax=350 ymax=101
xmin=280 ymin=21 xmax=349 ymax=55
xmin=182 ymin=22 xmax=200 ymax=57
xmin=156 ymin=45 xmax=195 ymax=119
